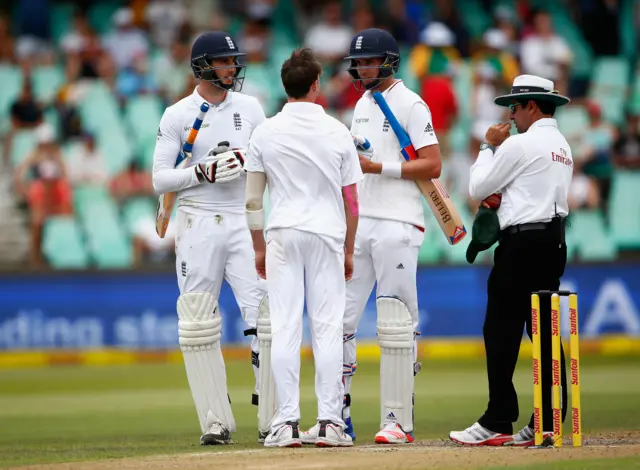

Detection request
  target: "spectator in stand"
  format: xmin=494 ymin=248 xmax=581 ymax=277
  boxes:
xmin=66 ymin=134 xmax=110 ymax=188
xmin=14 ymin=0 xmax=55 ymax=70
xmin=574 ymin=100 xmax=615 ymax=218
xmin=568 ymin=171 xmax=600 ymax=211
xmin=10 ymin=79 xmax=43 ymax=131
xmin=411 ymin=23 xmax=459 ymax=157
xmin=109 ymin=157 xmax=154 ymax=204
xmin=520 ymin=10 xmax=572 ymax=96
xmin=0 ymin=15 xmax=15 ymax=64
xmin=153 ymin=35 xmax=192 ymax=104
xmin=613 ymin=112 xmax=640 ymax=170
xmin=61 ymin=9 xmax=104 ymax=81
xmin=13 ymin=124 xmax=72 ymax=268
xmin=102 ymin=7 xmax=149 ymax=73
xmin=145 ymin=0 xmax=187 ymax=50
xmin=239 ymin=13 xmax=271 ymax=64
xmin=305 ymin=1 xmax=353 ymax=66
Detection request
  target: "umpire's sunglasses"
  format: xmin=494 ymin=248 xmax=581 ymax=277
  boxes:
xmin=509 ymin=102 xmax=523 ymax=113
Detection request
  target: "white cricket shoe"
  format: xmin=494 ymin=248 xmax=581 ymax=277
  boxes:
xmin=449 ymin=422 xmax=512 ymax=446
xmin=375 ymin=422 xmax=415 ymax=444
xmin=264 ymin=421 xmax=302 ymax=448
xmin=315 ymin=421 xmax=353 ymax=448
xmin=200 ymin=422 xmax=232 ymax=445
xmin=509 ymin=425 xmax=555 ymax=447
xmin=300 ymin=422 xmax=320 ymax=445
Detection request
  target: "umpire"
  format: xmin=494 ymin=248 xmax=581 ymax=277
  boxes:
xmin=450 ymin=75 xmax=573 ymax=446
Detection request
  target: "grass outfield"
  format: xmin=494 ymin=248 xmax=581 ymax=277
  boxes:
xmin=0 ymin=355 xmax=639 ymax=469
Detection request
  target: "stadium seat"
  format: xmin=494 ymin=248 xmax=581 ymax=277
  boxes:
xmin=9 ymin=129 xmax=37 ymax=166
xmin=555 ymin=105 xmax=589 ymax=142
xmin=50 ymin=3 xmax=75 ymax=44
xmin=121 ymin=197 xmax=156 ymax=235
xmin=42 ymin=216 xmax=90 ymax=268
xmin=568 ymin=210 xmax=617 ymax=261
xmin=97 ymin=126 xmax=134 ymax=176
xmin=31 ymin=66 xmax=65 ymax=104
xmin=609 ymin=170 xmax=640 ymax=249
xmin=589 ymin=56 xmax=630 ymax=125
xmin=125 ymin=95 xmax=163 ymax=147
xmin=80 ymin=198 xmax=133 ymax=269
xmin=0 ymin=65 xmax=23 ymax=130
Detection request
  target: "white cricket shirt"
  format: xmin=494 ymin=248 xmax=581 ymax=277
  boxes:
xmin=152 ymin=87 xmax=266 ymax=215
xmin=469 ymin=118 xmax=573 ymax=229
xmin=245 ymin=102 xmax=363 ymax=252
xmin=350 ymin=80 xmax=439 ymax=229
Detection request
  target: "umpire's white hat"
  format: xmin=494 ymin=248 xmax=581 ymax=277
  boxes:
xmin=494 ymin=74 xmax=570 ymax=107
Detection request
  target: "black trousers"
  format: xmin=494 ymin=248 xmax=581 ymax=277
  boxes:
xmin=477 ymin=226 xmax=568 ymax=435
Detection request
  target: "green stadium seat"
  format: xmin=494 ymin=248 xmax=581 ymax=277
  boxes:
xmin=589 ymin=56 xmax=630 ymax=125
xmin=555 ymin=105 xmax=589 ymax=140
xmin=80 ymin=197 xmax=133 ymax=268
xmin=609 ymin=170 xmax=640 ymax=249
xmin=31 ymin=66 xmax=65 ymax=104
xmin=568 ymin=210 xmax=617 ymax=261
xmin=88 ymin=2 xmax=122 ymax=35
xmin=121 ymin=197 xmax=156 ymax=235
xmin=73 ymin=185 xmax=111 ymax=218
xmin=0 ymin=65 xmax=23 ymax=125
xmin=126 ymin=95 xmax=163 ymax=146
xmin=97 ymin=126 xmax=134 ymax=176
xmin=42 ymin=216 xmax=90 ymax=268
xmin=10 ymin=129 xmax=37 ymax=165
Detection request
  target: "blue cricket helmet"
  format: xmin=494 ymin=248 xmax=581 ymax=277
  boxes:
xmin=344 ymin=28 xmax=400 ymax=90
xmin=190 ymin=31 xmax=246 ymax=92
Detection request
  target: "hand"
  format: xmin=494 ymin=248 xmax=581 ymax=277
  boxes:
xmin=195 ymin=151 xmax=242 ymax=183
xmin=485 ymin=123 xmax=511 ymax=147
xmin=359 ymin=155 xmax=376 ymax=173
xmin=255 ymin=250 xmax=266 ymax=280
xmin=352 ymin=134 xmax=374 ymax=160
xmin=344 ymin=252 xmax=354 ymax=281
xmin=209 ymin=141 xmax=230 ymax=156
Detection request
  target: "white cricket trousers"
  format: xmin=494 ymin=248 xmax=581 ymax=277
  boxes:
xmin=266 ymin=228 xmax=345 ymax=431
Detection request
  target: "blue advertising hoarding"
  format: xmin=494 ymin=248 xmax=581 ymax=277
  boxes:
xmin=0 ymin=264 xmax=639 ymax=350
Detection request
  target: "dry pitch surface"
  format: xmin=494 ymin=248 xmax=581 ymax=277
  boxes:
xmin=13 ymin=433 xmax=640 ymax=470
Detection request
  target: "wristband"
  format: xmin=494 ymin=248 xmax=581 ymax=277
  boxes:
xmin=381 ymin=161 xmax=402 ymax=178
xmin=245 ymin=208 xmax=265 ymax=230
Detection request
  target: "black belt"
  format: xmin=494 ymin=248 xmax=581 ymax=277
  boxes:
xmin=502 ymin=222 xmax=551 ymax=235
xmin=500 ymin=218 xmax=566 ymax=243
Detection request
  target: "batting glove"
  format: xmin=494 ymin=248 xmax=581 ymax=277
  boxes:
xmin=352 ymin=134 xmax=374 ymax=160
xmin=195 ymin=150 xmax=244 ymax=184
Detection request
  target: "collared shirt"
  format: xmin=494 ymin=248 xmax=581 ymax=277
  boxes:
xmin=245 ymin=102 xmax=363 ymax=252
xmin=469 ymin=118 xmax=573 ymax=229
xmin=350 ymin=80 xmax=439 ymax=228
xmin=152 ymin=87 xmax=265 ymax=215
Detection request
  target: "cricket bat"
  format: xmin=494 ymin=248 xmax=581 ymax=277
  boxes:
xmin=372 ymin=91 xmax=467 ymax=245
xmin=155 ymin=102 xmax=210 ymax=238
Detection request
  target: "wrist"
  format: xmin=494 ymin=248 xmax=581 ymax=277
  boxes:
xmin=381 ymin=161 xmax=402 ymax=178
xmin=480 ymin=142 xmax=497 ymax=153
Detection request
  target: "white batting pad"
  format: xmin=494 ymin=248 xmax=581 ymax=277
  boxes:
xmin=377 ymin=296 xmax=415 ymax=433
xmin=177 ymin=292 xmax=236 ymax=433
xmin=257 ymin=296 xmax=277 ymax=436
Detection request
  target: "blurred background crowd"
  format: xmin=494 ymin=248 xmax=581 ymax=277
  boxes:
xmin=0 ymin=0 xmax=639 ymax=271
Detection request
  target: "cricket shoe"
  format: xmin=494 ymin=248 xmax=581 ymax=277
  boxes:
xmin=200 ymin=422 xmax=232 ymax=445
xmin=264 ymin=421 xmax=302 ymax=448
xmin=315 ymin=420 xmax=353 ymax=448
xmin=449 ymin=422 xmax=512 ymax=446
xmin=508 ymin=425 xmax=555 ymax=447
xmin=300 ymin=422 xmax=319 ymax=445
xmin=257 ymin=430 xmax=268 ymax=444
xmin=375 ymin=422 xmax=415 ymax=444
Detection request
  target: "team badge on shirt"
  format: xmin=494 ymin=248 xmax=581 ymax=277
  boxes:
xmin=234 ymin=112 xmax=242 ymax=131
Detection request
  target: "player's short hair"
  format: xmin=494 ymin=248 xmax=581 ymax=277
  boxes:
xmin=281 ymin=48 xmax=322 ymax=99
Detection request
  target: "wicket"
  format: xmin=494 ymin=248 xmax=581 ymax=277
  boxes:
xmin=531 ymin=290 xmax=582 ymax=448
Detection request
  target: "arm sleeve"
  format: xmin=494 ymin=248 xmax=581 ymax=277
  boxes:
xmin=151 ymin=108 xmax=199 ymax=195
xmin=245 ymin=125 xmax=265 ymax=173
xmin=245 ymin=171 xmax=267 ymax=211
xmin=340 ymin=131 xmax=364 ymax=187
xmin=406 ymin=101 xmax=439 ymax=150
xmin=469 ymin=137 xmax=527 ymax=200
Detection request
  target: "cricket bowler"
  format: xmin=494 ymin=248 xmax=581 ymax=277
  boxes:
xmin=245 ymin=48 xmax=362 ymax=448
